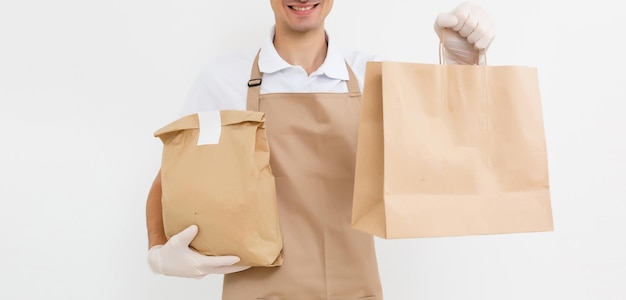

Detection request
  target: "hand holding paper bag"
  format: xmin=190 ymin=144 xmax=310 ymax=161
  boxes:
xmin=434 ymin=1 xmax=496 ymax=64
xmin=148 ymin=225 xmax=251 ymax=279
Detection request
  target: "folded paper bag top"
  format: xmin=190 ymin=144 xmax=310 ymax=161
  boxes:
xmin=154 ymin=110 xmax=283 ymax=267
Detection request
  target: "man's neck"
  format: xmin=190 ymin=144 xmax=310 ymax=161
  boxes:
xmin=273 ymin=27 xmax=328 ymax=75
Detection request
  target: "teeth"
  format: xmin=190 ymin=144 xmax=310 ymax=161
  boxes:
xmin=290 ymin=5 xmax=314 ymax=11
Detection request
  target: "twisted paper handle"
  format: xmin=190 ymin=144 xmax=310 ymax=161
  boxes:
xmin=439 ymin=28 xmax=487 ymax=65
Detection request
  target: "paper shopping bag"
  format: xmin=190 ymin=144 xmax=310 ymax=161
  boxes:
xmin=351 ymin=61 xmax=553 ymax=239
xmin=154 ymin=110 xmax=283 ymax=266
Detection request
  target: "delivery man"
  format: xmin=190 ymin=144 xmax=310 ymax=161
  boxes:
xmin=145 ymin=1 xmax=496 ymax=299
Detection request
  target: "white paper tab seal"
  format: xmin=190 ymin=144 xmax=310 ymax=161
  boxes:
xmin=197 ymin=111 xmax=222 ymax=145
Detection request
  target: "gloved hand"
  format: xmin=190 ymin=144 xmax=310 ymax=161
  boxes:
xmin=434 ymin=1 xmax=496 ymax=65
xmin=147 ymin=225 xmax=251 ymax=279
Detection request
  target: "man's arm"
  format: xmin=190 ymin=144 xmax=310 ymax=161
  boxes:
xmin=144 ymin=169 xmax=250 ymax=278
xmin=146 ymin=170 xmax=167 ymax=248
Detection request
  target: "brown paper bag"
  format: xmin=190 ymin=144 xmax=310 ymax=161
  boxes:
xmin=154 ymin=110 xmax=283 ymax=266
xmin=352 ymin=60 xmax=553 ymax=239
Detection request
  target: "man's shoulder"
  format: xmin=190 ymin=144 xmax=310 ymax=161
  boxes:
xmin=181 ymin=48 xmax=260 ymax=115
xmin=197 ymin=48 xmax=259 ymax=82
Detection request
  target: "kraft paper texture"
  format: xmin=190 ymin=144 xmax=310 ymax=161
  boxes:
xmin=155 ymin=110 xmax=283 ymax=266
xmin=352 ymin=61 xmax=553 ymax=239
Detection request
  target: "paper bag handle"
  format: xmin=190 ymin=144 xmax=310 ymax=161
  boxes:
xmin=438 ymin=28 xmax=487 ymax=65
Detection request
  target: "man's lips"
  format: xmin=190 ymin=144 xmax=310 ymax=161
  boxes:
xmin=287 ymin=3 xmax=319 ymax=12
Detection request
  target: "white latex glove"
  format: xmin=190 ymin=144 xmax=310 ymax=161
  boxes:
xmin=434 ymin=2 xmax=496 ymax=65
xmin=147 ymin=225 xmax=251 ymax=279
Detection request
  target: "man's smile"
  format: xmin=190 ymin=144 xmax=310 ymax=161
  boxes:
xmin=289 ymin=4 xmax=317 ymax=11
xmin=287 ymin=3 xmax=319 ymax=14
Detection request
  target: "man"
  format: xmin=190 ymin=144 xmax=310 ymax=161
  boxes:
xmin=146 ymin=1 xmax=496 ymax=299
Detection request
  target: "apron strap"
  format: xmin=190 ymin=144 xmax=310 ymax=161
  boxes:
xmin=344 ymin=62 xmax=361 ymax=98
xmin=246 ymin=49 xmax=362 ymax=111
xmin=247 ymin=49 xmax=263 ymax=112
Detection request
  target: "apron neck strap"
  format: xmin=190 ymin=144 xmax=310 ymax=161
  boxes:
xmin=246 ymin=49 xmax=361 ymax=111
xmin=246 ymin=50 xmax=263 ymax=111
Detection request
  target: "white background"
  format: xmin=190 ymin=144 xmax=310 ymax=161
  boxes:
xmin=1 ymin=0 xmax=624 ymax=299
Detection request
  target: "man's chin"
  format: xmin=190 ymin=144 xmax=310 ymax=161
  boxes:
xmin=288 ymin=23 xmax=323 ymax=34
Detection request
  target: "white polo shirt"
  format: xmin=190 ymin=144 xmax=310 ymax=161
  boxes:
xmin=180 ymin=28 xmax=381 ymax=116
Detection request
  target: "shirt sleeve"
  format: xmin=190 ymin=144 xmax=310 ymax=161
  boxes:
xmin=178 ymin=65 xmax=215 ymax=117
xmin=178 ymin=49 xmax=257 ymax=116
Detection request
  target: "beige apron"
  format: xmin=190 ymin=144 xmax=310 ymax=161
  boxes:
xmin=222 ymin=53 xmax=383 ymax=300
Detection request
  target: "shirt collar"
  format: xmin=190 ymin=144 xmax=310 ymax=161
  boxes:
xmin=258 ymin=26 xmax=349 ymax=81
